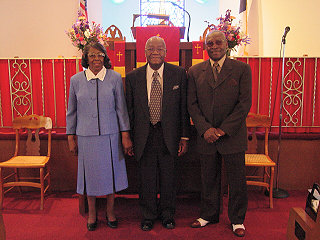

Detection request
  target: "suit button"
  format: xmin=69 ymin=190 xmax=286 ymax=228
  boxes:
xmin=214 ymin=93 xmax=218 ymax=96
xmin=92 ymin=114 xmax=97 ymax=118
xmin=91 ymin=96 xmax=96 ymax=100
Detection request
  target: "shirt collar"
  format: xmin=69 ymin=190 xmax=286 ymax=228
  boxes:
xmin=147 ymin=63 xmax=164 ymax=80
xmin=209 ymin=54 xmax=226 ymax=68
xmin=85 ymin=66 xmax=106 ymax=81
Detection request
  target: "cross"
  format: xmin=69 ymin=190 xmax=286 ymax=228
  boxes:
xmin=194 ymin=44 xmax=201 ymax=55
xmin=117 ymin=51 xmax=123 ymax=62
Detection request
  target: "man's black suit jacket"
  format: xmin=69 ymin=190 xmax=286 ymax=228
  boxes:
xmin=125 ymin=62 xmax=190 ymax=161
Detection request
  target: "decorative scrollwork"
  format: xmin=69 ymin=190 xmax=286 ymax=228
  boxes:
xmin=10 ymin=60 xmax=33 ymax=117
xmin=282 ymin=58 xmax=303 ymax=126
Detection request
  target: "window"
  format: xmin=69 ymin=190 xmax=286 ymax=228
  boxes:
xmin=140 ymin=0 xmax=185 ymax=27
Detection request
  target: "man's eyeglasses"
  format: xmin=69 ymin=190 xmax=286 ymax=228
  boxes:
xmin=88 ymin=52 xmax=105 ymax=58
xmin=145 ymin=48 xmax=166 ymax=53
xmin=205 ymin=40 xmax=225 ymax=47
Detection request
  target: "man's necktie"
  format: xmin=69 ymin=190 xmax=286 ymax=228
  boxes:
xmin=213 ymin=62 xmax=220 ymax=83
xmin=149 ymin=71 xmax=162 ymax=125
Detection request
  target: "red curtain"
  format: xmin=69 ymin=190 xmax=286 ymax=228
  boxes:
xmin=0 ymin=57 xmax=319 ymax=133
xmin=236 ymin=57 xmax=320 ymax=133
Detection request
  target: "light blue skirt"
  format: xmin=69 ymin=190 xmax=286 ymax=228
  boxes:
xmin=77 ymin=133 xmax=128 ymax=196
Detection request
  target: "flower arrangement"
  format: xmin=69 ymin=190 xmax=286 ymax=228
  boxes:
xmin=205 ymin=9 xmax=251 ymax=52
xmin=66 ymin=12 xmax=109 ymax=51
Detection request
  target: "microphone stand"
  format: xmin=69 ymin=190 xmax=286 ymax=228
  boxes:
xmin=169 ymin=1 xmax=190 ymax=42
xmin=273 ymin=34 xmax=289 ymax=199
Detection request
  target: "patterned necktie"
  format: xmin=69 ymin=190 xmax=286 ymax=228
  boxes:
xmin=149 ymin=71 xmax=162 ymax=125
xmin=213 ymin=62 xmax=220 ymax=83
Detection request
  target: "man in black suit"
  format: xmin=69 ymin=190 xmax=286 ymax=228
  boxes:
xmin=125 ymin=36 xmax=190 ymax=231
xmin=188 ymin=30 xmax=252 ymax=237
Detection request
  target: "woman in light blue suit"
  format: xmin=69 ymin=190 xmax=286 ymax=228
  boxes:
xmin=66 ymin=42 xmax=132 ymax=231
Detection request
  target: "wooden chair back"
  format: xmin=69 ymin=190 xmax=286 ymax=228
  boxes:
xmin=105 ymin=25 xmax=126 ymax=42
xmin=246 ymin=112 xmax=271 ymax=155
xmin=13 ymin=114 xmax=52 ymax=157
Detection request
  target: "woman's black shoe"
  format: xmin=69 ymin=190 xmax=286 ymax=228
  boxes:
xmin=87 ymin=214 xmax=98 ymax=231
xmin=107 ymin=217 xmax=118 ymax=228
xmin=87 ymin=220 xmax=98 ymax=231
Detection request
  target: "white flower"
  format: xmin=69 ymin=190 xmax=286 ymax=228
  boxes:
xmin=84 ymin=29 xmax=90 ymax=38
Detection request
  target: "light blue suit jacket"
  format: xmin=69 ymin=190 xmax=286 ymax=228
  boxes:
xmin=66 ymin=69 xmax=130 ymax=136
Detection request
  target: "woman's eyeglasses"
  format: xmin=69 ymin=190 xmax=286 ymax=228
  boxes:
xmin=88 ymin=52 xmax=105 ymax=58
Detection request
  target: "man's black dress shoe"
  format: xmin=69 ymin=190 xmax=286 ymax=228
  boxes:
xmin=141 ymin=219 xmax=154 ymax=231
xmin=107 ymin=217 xmax=118 ymax=229
xmin=162 ymin=218 xmax=175 ymax=229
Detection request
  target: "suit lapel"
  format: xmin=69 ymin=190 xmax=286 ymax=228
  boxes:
xmin=136 ymin=65 xmax=149 ymax=118
xmin=162 ymin=63 xmax=174 ymax=116
xmin=202 ymin=60 xmax=215 ymax=89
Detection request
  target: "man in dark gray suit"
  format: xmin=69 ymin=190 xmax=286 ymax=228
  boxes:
xmin=125 ymin=36 xmax=190 ymax=231
xmin=188 ymin=30 xmax=252 ymax=237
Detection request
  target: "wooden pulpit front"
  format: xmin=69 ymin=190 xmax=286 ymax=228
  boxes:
xmin=131 ymin=26 xmax=185 ymax=67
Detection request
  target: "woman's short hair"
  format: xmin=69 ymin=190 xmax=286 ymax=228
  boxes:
xmin=81 ymin=42 xmax=112 ymax=69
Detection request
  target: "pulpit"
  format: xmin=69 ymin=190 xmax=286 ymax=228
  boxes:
xmin=131 ymin=26 xmax=185 ymax=67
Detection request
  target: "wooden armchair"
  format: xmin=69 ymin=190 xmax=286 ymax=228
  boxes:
xmin=286 ymin=207 xmax=320 ymax=239
xmin=286 ymin=184 xmax=320 ymax=239
xmin=105 ymin=25 xmax=126 ymax=42
xmin=245 ymin=112 xmax=276 ymax=208
xmin=200 ymin=24 xmax=213 ymax=41
xmin=0 ymin=114 xmax=52 ymax=210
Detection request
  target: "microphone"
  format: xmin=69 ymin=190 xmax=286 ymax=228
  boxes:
xmin=282 ymin=26 xmax=290 ymax=43
xmin=169 ymin=1 xmax=191 ymax=42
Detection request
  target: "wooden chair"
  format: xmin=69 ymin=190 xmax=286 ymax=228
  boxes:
xmin=200 ymin=24 xmax=214 ymax=41
xmin=245 ymin=112 xmax=276 ymax=208
xmin=0 ymin=114 xmax=52 ymax=210
xmin=105 ymin=25 xmax=126 ymax=42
